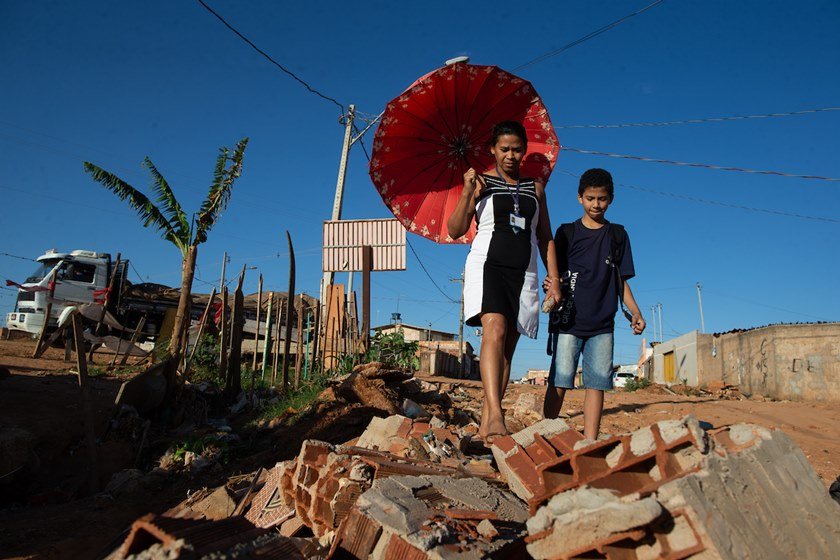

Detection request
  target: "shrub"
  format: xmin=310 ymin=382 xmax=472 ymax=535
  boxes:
xmin=624 ymin=377 xmax=651 ymax=392
xmin=365 ymin=330 xmax=419 ymax=371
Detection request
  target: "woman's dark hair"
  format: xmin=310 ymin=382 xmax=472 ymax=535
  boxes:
xmin=578 ymin=168 xmax=614 ymax=198
xmin=491 ymin=121 xmax=528 ymax=147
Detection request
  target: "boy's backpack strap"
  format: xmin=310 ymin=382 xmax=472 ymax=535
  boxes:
xmin=608 ymin=223 xmax=633 ymax=322
xmin=609 ymin=223 xmax=626 ymax=259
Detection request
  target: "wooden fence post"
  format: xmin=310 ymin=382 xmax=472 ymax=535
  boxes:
xmin=295 ymin=301 xmax=304 ymax=387
xmin=70 ymin=312 xmax=98 ymax=494
xmin=271 ymin=293 xmax=282 ymax=387
xmin=88 ymin=254 xmax=121 ymax=362
xmin=260 ymin=292 xmax=273 ymax=382
xmin=282 ymin=231 xmax=296 ymax=391
xmin=113 ymin=314 xmax=147 ymax=368
xmin=251 ymin=274 xmax=263 ymax=371
xmin=226 ymin=267 xmax=246 ymax=398
xmin=218 ymin=287 xmax=228 ymax=382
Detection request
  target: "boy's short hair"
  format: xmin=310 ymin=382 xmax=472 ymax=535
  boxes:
xmin=578 ymin=168 xmax=614 ymax=198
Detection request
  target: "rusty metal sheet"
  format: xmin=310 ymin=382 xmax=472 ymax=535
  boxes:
xmin=322 ymin=219 xmax=406 ymax=272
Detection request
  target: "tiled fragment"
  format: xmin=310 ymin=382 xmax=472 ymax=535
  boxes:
xmin=329 ymin=475 xmax=528 ymax=559
xmin=245 ymin=461 xmax=296 ymax=528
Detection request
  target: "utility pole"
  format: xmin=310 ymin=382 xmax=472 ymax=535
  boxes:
xmin=656 ymin=303 xmax=664 ymax=342
xmin=321 ymin=104 xmax=356 ymax=305
xmin=696 ymin=282 xmax=706 ymax=333
xmin=650 ymin=305 xmax=657 ymax=342
xmin=450 ymin=273 xmax=465 ymax=377
xmin=219 ymin=251 xmax=228 ymax=293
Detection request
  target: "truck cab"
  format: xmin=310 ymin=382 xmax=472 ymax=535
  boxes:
xmin=6 ymin=249 xmax=112 ymax=334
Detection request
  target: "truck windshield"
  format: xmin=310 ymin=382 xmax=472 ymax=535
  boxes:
xmin=25 ymin=259 xmax=61 ymax=283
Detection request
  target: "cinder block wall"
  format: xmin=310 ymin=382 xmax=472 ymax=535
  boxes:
xmin=697 ymin=323 xmax=840 ymax=401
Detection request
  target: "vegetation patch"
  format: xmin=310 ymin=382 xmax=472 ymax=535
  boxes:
xmin=624 ymin=377 xmax=652 ymax=392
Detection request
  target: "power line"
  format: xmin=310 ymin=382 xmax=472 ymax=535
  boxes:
xmin=129 ymin=261 xmax=146 ymax=283
xmin=352 ymin=123 xmax=372 ymax=162
xmin=554 ymin=169 xmax=840 ymax=223
xmin=195 ymin=0 xmax=345 ymax=113
xmin=556 ymin=106 xmax=840 ymax=129
xmin=0 ymin=252 xmax=36 ymax=262
xmin=514 ymin=0 xmax=668 ymax=71
xmin=406 ymin=238 xmax=457 ymax=303
xmin=562 ymin=146 xmax=840 ymax=183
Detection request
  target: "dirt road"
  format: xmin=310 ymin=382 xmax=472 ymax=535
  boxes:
xmin=0 ymin=338 xmax=837 ymax=558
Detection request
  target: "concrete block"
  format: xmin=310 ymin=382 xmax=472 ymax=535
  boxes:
xmin=525 ymin=487 xmax=663 ymax=559
xmin=656 ymin=427 xmax=840 ymax=559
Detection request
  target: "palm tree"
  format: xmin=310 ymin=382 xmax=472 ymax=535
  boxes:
xmin=83 ymin=138 xmax=249 ymax=363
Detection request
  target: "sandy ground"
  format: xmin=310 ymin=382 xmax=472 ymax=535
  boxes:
xmin=0 ymin=337 xmax=837 ymax=559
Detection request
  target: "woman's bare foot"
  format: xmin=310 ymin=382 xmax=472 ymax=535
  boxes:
xmin=479 ymin=411 xmax=508 ymax=442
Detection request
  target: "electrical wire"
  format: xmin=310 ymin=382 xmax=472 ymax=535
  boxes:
xmin=129 ymin=261 xmax=146 ymax=283
xmin=406 ymin=238 xmax=458 ymax=303
xmin=556 ymin=106 xmax=840 ymax=129
xmin=0 ymin=252 xmax=36 ymax=262
xmin=352 ymin=123 xmax=372 ymax=162
xmin=562 ymin=146 xmax=840 ymax=183
xmin=195 ymin=0 xmax=345 ymax=113
xmin=514 ymin=0 xmax=668 ymax=71
xmin=554 ymin=169 xmax=840 ymax=223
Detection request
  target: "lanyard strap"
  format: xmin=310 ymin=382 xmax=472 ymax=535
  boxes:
xmin=495 ymin=164 xmax=521 ymax=214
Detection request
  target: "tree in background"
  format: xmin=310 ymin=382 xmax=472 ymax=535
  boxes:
xmin=83 ymin=138 xmax=249 ymax=365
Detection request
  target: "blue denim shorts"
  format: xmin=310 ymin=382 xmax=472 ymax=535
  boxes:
xmin=548 ymin=332 xmax=614 ymax=390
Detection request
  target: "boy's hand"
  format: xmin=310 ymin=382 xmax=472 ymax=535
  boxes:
xmin=631 ymin=314 xmax=646 ymax=335
xmin=542 ymin=277 xmax=563 ymax=311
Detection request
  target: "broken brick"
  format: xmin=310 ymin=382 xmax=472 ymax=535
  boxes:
xmin=329 ymin=475 xmax=528 ymax=559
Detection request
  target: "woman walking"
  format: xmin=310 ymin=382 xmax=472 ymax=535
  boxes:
xmin=447 ymin=121 xmax=561 ymax=441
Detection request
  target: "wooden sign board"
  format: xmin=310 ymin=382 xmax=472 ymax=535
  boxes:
xmin=322 ymin=218 xmax=406 ymax=272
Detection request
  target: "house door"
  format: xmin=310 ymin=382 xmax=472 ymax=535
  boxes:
xmin=663 ymin=351 xmax=675 ymax=383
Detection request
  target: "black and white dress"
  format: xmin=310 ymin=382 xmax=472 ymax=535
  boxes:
xmin=464 ymin=174 xmax=540 ymax=338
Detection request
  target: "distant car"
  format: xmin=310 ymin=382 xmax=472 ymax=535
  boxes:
xmin=613 ymin=371 xmax=636 ymax=388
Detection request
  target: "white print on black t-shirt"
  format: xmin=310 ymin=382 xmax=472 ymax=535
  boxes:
xmin=560 ymin=271 xmax=578 ymax=325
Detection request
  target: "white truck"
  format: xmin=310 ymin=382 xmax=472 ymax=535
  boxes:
xmin=6 ymin=249 xmax=128 ymax=335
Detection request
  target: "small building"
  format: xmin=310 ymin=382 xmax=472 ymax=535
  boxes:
xmin=521 ymin=369 xmax=550 ymax=385
xmin=371 ymin=323 xmax=479 ymax=379
xmin=640 ymin=323 xmax=840 ymax=402
xmin=372 ymin=323 xmax=457 ymax=343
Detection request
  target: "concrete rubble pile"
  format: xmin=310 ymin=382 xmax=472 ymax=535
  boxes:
xmin=105 ymin=370 xmax=840 ymax=559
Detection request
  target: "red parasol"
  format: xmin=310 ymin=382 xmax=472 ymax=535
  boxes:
xmin=369 ymin=62 xmax=560 ymax=244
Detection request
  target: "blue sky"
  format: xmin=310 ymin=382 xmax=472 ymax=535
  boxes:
xmin=1 ymin=1 xmax=838 ymax=377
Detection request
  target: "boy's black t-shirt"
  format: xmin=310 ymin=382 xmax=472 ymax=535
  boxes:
xmin=555 ymin=219 xmax=635 ymax=337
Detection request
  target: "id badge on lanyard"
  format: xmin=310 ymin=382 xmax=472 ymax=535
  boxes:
xmin=498 ymin=164 xmax=525 ymax=234
xmin=509 ymin=212 xmax=525 ymax=233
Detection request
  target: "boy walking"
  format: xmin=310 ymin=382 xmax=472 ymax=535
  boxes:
xmin=543 ymin=168 xmax=645 ymax=440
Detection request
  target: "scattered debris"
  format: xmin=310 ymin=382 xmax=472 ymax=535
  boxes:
xmin=330 ymin=475 xmax=529 ymax=559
